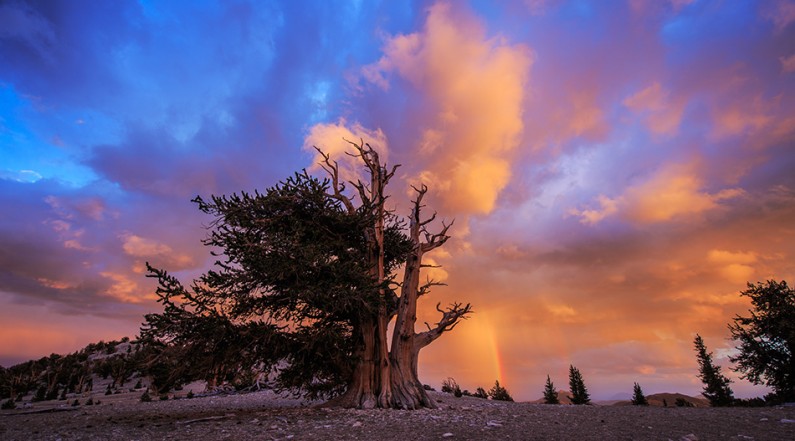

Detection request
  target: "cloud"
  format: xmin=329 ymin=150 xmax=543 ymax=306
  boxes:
xmin=569 ymin=195 xmax=619 ymax=225
xmin=0 ymin=1 xmax=56 ymax=62
xmin=121 ymin=234 xmax=194 ymax=271
xmin=712 ymin=96 xmax=773 ymax=139
xmin=569 ymin=163 xmax=744 ymax=225
xmin=707 ymin=249 xmax=759 ymax=284
xmin=624 ymin=82 xmax=685 ymax=136
xmin=707 ymin=249 xmax=757 ymax=265
xmin=623 ymin=163 xmax=744 ymax=223
xmin=546 ymin=303 xmax=578 ymax=321
xmin=303 ymin=119 xmax=389 ymax=184
xmin=780 ymin=53 xmax=795 ymax=73
xmin=762 ymin=0 xmax=795 ymax=32
xmin=362 ymin=2 xmax=533 ymax=215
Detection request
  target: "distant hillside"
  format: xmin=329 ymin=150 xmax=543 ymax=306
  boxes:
xmin=530 ymin=390 xmax=574 ymax=404
xmin=0 ymin=337 xmax=146 ymax=404
xmin=529 ymin=390 xmax=709 ymax=407
xmin=612 ymin=392 xmax=709 ymax=408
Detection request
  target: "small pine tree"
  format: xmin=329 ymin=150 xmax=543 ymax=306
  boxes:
xmin=187 ymin=390 xmax=194 ymax=399
xmin=488 ymin=380 xmax=514 ymax=402
xmin=568 ymin=365 xmax=591 ymax=405
xmin=134 ymin=379 xmax=143 ymax=389
xmin=474 ymin=387 xmax=488 ymax=399
xmin=543 ymin=375 xmax=559 ymax=404
xmin=1 ymin=398 xmax=16 ymax=410
xmin=140 ymin=391 xmax=152 ymax=402
xmin=631 ymin=382 xmax=648 ymax=405
xmin=693 ymin=334 xmax=734 ymax=407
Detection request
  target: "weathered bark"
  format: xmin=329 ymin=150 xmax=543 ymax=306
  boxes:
xmin=389 ymin=186 xmax=432 ymax=409
xmin=316 ymin=141 xmax=470 ymax=409
xmin=328 ymin=318 xmax=378 ymax=408
xmin=389 ymin=185 xmax=469 ymax=409
xmin=316 ymin=141 xmax=396 ymax=408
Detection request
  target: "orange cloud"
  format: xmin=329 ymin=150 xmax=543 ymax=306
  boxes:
xmin=100 ymin=271 xmax=153 ymax=303
xmin=570 ymin=163 xmax=745 ymax=225
xmin=122 ymin=234 xmax=193 ymax=271
xmin=624 ymin=164 xmax=744 ymax=222
xmin=569 ymin=194 xmax=619 ymax=225
xmin=363 ymin=2 xmax=533 ymax=215
xmin=708 ymin=249 xmax=759 ymax=284
xmin=303 ymin=119 xmax=389 ymax=184
xmin=713 ymin=100 xmax=773 ymax=139
xmin=567 ymin=90 xmax=607 ymax=138
xmin=624 ymin=82 xmax=685 ymax=136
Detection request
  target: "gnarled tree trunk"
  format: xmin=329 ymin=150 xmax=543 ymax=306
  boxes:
xmin=316 ymin=141 xmax=470 ymax=409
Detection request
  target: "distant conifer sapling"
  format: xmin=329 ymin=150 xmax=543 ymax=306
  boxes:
xmin=631 ymin=382 xmax=648 ymax=406
xmin=693 ymin=334 xmax=734 ymax=407
xmin=543 ymin=375 xmax=559 ymax=404
xmin=568 ymin=365 xmax=591 ymax=405
xmin=488 ymin=380 xmax=514 ymax=402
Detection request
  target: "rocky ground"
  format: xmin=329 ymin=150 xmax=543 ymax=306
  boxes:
xmin=2 ymin=389 xmax=795 ymax=440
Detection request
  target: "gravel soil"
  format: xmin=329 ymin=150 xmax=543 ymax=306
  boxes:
xmin=2 ymin=390 xmax=795 ymax=440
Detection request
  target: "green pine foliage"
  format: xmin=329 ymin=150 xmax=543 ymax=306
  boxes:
xmin=631 ymin=382 xmax=648 ymax=406
xmin=729 ymin=280 xmax=795 ymax=403
xmin=543 ymin=375 xmax=559 ymax=404
xmin=693 ymin=334 xmax=734 ymax=407
xmin=568 ymin=365 xmax=591 ymax=405
xmin=488 ymin=380 xmax=514 ymax=402
xmin=140 ymin=170 xmax=414 ymax=400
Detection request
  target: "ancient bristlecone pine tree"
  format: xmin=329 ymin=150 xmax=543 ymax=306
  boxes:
xmin=142 ymin=140 xmax=470 ymax=410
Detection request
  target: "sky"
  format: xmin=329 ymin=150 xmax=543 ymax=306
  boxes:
xmin=1 ymin=0 xmax=794 ymax=401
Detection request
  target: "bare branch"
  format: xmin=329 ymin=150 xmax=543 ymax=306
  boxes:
xmin=415 ymin=302 xmax=472 ymax=348
xmin=417 ymin=279 xmax=447 ymax=298
xmin=314 ymin=146 xmax=355 ymax=213
xmin=420 ymin=218 xmax=454 ymax=253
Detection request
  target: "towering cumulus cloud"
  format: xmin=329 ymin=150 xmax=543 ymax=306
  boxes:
xmin=362 ymin=2 xmax=532 ymax=215
xmin=303 ymin=119 xmax=389 ymax=184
